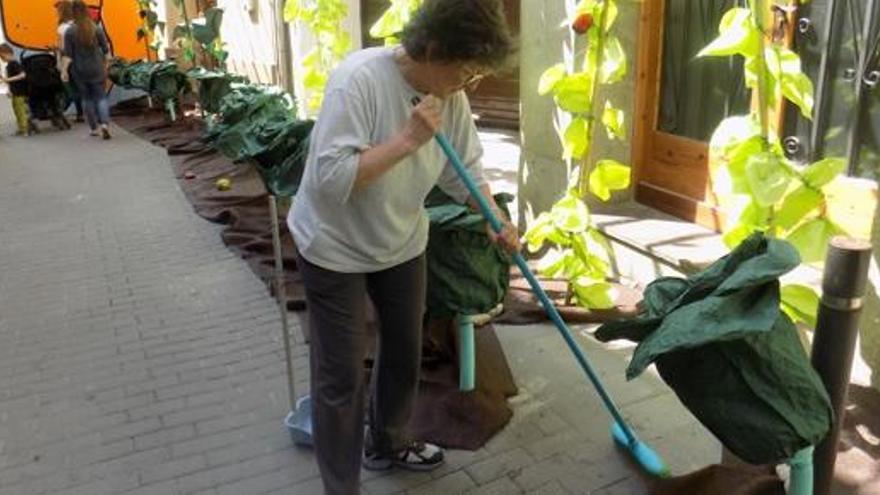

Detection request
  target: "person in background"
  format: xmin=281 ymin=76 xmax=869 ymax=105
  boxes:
xmin=61 ymin=0 xmax=112 ymax=139
xmin=0 ymin=43 xmax=32 ymax=136
xmin=55 ymin=0 xmax=83 ymax=123
xmin=288 ymin=0 xmax=516 ymax=493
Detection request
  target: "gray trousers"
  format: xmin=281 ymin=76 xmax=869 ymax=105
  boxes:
xmin=297 ymin=252 xmax=426 ymax=495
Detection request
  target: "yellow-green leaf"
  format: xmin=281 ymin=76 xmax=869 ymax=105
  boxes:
xmin=589 ymin=160 xmax=631 ymax=201
xmin=785 ymin=218 xmax=844 ymax=263
xmin=745 ymin=152 xmax=791 ymax=206
xmin=523 ymin=212 xmax=555 ymax=253
xmin=723 ymin=221 xmax=756 ymax=249
xmin=803 ymin=157 xmax=846 ymax=189
xmin=602 ymin=0 xmax=618 ymax=32
xmin=697 ymin=7 xmax=760 ymax=58
xmin=550 ymin=194 xmax=591 ymax=233
xmin=601 ymin=101 xmax=625 ymax=140
xmin=777 ymin=186 xmax=823 ymax=231
xmin=554 ymin=73 xmax=593 ymax=113
xmin=600 ymin=35 xmax=627 ymax=84
xmin=539 ymin=64 xmax=567 ymax=95
xmin=282 ymin=0 xmax=300 ymax=21
xmin=781 ymin=284 xmax=820 ymax=328
xmin=573 ymin=279 xmax=615 ymax=309
xmin=563 ymin=117 xmax=589 ymax=160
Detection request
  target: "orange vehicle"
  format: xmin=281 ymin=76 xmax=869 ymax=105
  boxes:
xmin=1 ymin=0 xmax=148 ymax=60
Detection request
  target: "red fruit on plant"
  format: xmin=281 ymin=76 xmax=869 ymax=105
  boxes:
xmin=572 ymin=13 xmax=594 ymax=34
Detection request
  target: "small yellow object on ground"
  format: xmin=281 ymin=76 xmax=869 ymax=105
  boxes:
xmin=216 ymin=178 xmax=232 ymax=191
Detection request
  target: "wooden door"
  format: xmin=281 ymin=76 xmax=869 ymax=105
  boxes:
xmin=633 ymin=0 xmax=750 ymax=230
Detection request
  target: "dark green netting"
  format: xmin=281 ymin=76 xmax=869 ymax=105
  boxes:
xmin=424 ymin=188 xmax=513 ymax=319
xmin=595 ymin=234 xmax=832 ymax=464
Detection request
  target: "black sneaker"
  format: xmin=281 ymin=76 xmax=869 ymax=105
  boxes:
xmin=101 ymin=126 xmax=111 ymax=140
xmin=363 ymin=442 xmax=444 ymax=472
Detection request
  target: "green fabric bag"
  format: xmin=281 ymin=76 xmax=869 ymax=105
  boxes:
xmin=205 ymin=82 xmax=312 ymax=197
xmin=108 ymin=59 xmax=188 ymax=103
xmin=424 ymin=189 xmax=513 ymax=319
xmin=595 ymin=234 xmax=832 ymax=464
xmin=187 ymin=68 xmax=246 ymax=114
xmin=253 ymin=119 xmax=314 ymax=198
xmin=150 ymin=62 xmax=189 ymax=102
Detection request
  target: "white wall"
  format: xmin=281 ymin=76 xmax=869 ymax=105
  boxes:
xmin=219 ymin=0 xmax=280 ymax=84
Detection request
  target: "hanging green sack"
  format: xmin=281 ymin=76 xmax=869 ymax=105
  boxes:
xmin=595 ymin=234 xmax=832 ymax=464
xmin=424 ymin=188 xmax=513 ymax=319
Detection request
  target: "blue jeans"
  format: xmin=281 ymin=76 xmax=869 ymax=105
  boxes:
xmin=76 ymin=80 xmax=110 ymax=129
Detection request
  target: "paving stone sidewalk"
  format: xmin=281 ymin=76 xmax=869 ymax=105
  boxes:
xmin=0 ymin=104 xmax=719 ymax=495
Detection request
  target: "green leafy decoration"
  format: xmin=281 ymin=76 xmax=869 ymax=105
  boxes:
xmin=589 ymin=160 xmax=631 ymax=201
xmin=601 ymin=101 xmax=625 ymax=140
xmin=770 ymin=47 xmax=815 ymax=119
xmin=574 ymin=280 xmax=615 ymax=309
xmin=285 ymin=0 xmax=352 ymax=113
xmin=698 ymin=7 xmax=760 ymax=58
xmin=563 ymin=117 xmax=589 ymax=160
xmin=744 ymin=152 xmax=791 ymax=206
xmin=803 ymin=157 xmax=846 ymax=189
xmin=600 ymin=35 xmax=627 ymax=84
xmin=723 ymin=200 xmax=769 ymax=248
xmin=554 ymin=73 xmax=593 ymax=113
xmin=601 ymin=0 xmax=618 ymax=32
xmin=539 ymin=64 xmax=566 ymax=95
xmin=369 ymin=0 xmax=422 ymax=44
xmin=786 ymin=218 xmax=844 ymax=263
xmin=781 ymin=284 xmax=820 ymax=328
xmin=528 ymin=0 xmax=628 ymax=309
xmin=776 ymin=186 xmax=823 ymax=231
xmin=550 ymin=193 xmax=591 ymax=233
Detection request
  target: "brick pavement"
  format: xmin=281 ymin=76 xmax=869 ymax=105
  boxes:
xmin=0 ymin=104 xmax=719 ymax=495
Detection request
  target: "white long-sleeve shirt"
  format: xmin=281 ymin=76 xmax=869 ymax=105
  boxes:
xmin=288 ymin=47 xmax=487 ymax=273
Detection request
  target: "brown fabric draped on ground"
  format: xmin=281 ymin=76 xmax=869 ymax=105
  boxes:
xmin=648 ymin=464 xmax=784 ymax=495
xmin=113 ymin=101 xmax=517 ymax=450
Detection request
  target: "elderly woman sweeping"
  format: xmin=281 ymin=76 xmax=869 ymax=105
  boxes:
xmin=287 ymin=0 xmax=517 ymax=493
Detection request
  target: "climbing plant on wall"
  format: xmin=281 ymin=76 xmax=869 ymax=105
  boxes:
xmin=700 ymin=0 xmax=851 ymax=327
xmin=369 ymin=0 xmax=421 ymax=44
xmin=169 ymin=0 xmax=196 ymax=62
xmin=522 ymin=0 xmax=631 ymax=309
xmin=283 ymin=0 xmax=352 ymax=114
xmin=135 ymin=0 xmax=164 ymax=60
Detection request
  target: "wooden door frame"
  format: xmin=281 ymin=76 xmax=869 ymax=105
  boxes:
xmin=632 ymin=0 xmax=725 ymax=231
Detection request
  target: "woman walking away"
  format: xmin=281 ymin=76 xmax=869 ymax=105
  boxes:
xmin=61 ymin=0 xmax=112 ymax=139
xmin=56 ymin=0 xmax=83 ymax=123
xmin=288 ymin=0 xmax=516 ymax=493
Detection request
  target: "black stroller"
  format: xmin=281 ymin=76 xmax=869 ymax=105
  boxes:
xmin=20 ymin=51 xmax=70 ymax=132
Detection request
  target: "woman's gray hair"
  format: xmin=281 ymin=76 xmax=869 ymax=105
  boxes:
xmin=400 ymin=0 xmax=516 ymax=70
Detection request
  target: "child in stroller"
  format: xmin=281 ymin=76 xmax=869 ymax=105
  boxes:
xmin=20 ymin=50 xmax=70 ymax=132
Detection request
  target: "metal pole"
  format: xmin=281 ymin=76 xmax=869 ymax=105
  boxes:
xmin=844 ymin=0 xmax=879 ymax=174
xmin=810 ymin=236 xmax=872 ymax=495
xmin=808 ymin=0 xmax=839 ymax=161
xmin=269 ymin=195 xmax=297 ymax=413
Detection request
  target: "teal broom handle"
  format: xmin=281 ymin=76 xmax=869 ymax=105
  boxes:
xmin=433 ymin=133 xmax=639 ymax=446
